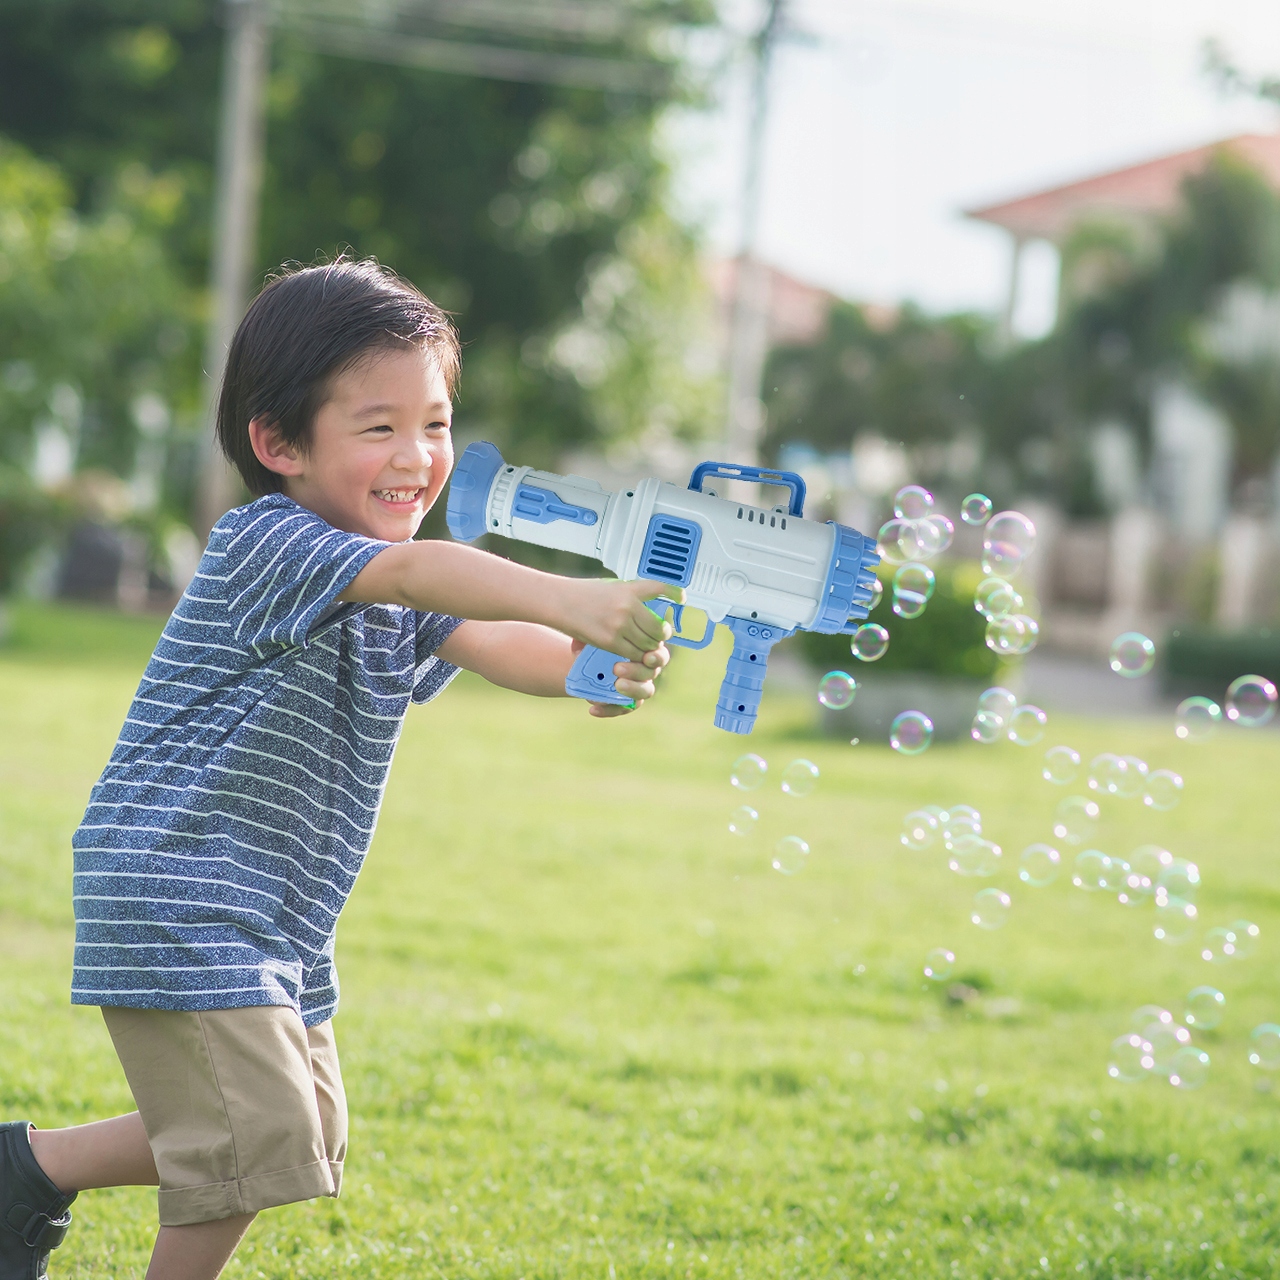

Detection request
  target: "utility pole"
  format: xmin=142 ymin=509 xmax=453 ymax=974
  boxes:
xmin=196 ymin=0 xmax=270 ymax=538
xmin=722 ymin=0 xmax=787 ymax=465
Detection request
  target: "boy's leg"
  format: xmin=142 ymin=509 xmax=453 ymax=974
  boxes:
xmin=28 ymin=1112 xmax=158 ymax=1192
xmin=146 ymin=1213 xmax=256 ymax=1280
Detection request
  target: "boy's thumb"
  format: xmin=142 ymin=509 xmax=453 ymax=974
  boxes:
xmin=632 ymin=579 xmax=686 ymax=606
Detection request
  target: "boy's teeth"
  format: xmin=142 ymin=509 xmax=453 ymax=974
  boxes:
xmin=375 ymin=488 xmax=420 ymax=501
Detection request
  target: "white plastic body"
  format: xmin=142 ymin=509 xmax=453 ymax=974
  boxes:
xmin=485 ymin=464 xmax=836 ymax=631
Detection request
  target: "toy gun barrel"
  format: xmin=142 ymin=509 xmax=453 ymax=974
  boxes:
xmin=446 ymin=442 xmax=881 ymax=733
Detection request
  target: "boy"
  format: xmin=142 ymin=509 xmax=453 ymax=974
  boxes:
xmin=0 ymin=259 xmax=674 ymax=1280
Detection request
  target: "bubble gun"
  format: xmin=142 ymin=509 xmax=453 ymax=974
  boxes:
xmin=446 ymin=443 xmax=881 ymax=733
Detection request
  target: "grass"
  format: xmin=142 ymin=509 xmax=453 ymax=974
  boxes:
xmin=4 ymin=601 xmax=1280 ymax=1279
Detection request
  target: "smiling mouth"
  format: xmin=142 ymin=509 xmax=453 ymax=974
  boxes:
xmin=372 ymin=487 xmax=424 ymax=505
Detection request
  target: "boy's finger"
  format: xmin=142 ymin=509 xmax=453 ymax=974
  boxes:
xmin=614 ymin=676 xmax=656 ymax=701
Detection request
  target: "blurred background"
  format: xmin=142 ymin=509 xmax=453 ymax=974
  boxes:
xmin=1 ymin=0 xmax=1279 ymax=705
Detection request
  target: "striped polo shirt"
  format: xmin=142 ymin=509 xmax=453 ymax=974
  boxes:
xmin=71 ymin=494 xmax=462 ymax=1025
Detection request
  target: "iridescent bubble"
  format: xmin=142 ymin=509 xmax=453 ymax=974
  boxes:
xmin=1225 ymin=674 xmax=1278 ymax=728
xmin=901 ymin=809 xmax=940 ymax=851
xmin=1007 ymin=704 xmax=1047 ymax=746
xmin=1145 ymin=1019 xmax=1192 ymax=1076
xmin=1102 ymin=856 xmax=1132 ymax=894
xmin=1130 ymin=845 xmax=1173 ymax=884
xmin=970 ymin=711 xmax=1004 ymax=744
xmin=1072 ymin=849 xmax=1111 ymax=892
xmin=977 ymin=686 xmax=1019 ymax=723
xmin=1042 ymin=745 xmax=1081 ymax=785
xmin=1108 ymin=1033 xmax=1154 ymax=1082
xmin=876 ymin=518 xmax=915 ymax=565
xmin=973 ymin=577 xmax=1022 ymax=621
xmin=1156 ymin=858 xmax=1199 ymax=903
xmin=1114 ymin=755 xmax=1148 ymax=800
xmin=948 ymin=836 xmax=1002 ymax=877
xmin=1143 ymin=769 xmax=1183 ymax=811
xmin=1008 ymin=615 xmax=1040 ymax=655
xmin=772 ymin=835 xmax=809 ymax=875
xmin=850 ymin=623 xmax=890 ymax=662
xmin=730 ymin=753 xmax=767 ymax=791
xmin=961 ymin=493 xmax=993 ymax=526
xmin=728 ymin=805 xmax=758 ymax=836
xmin=1018 ymin=843 xmax=1060 ymax=887
xmin=894 ymin=484 xmax=935 ymax=520
xmin=986 ymin=614 xmax=1036 ymax=655
xmin=1184 ymin=986 xmax=1225 ymax=1030
xmin=981 ymin=511 xmax=1036 ymax=577
xmin=924 ymin=947 xmax=955 ymax=981
xmin=1053 ymin=796 xmax=1100 ymax=845
xmin=1228 ymin=920 xmax=1260 ymax=959
xmin=890 ymin=710 xmax=934 ymax=755
xmin=1153 ymin=897 xmax=1197 ymax=944
xmin=1131 ymin=1005 xmax=1174 ymax=1035
xmin=868 ymin=577 xmax=884 ymax=611
xmin=1175 ymin=696 xmax=1221 ymax=742
xmin=942 ymin=804 xmax=982 ymax=844
xmin=915 ymin=514 xmax=955 ymax=559
xmin=1087 ymin=753 xmax=1127 ymax=796
xmin=922 ymin=804 xmax=950 ymax=826
xmin=893 ymin=562 xmax=935 ymax=619
xmin=781 ymin=759 xmax=819 ymax=797
xmin=1168 ymin=1047 xmax=1210 ymax=1090
xmin=1249 ymin=1024 xmax=1280 ymax=1069
xmin=1201 ymin=926 xmax=1239 ymax=964
xmin=1116 ymin=861 xmax=1153 ymax=907
xmin=971 ymin=887 xmax=1011 ymax=930
xmin=1109 ymin=632 xmax=1156 ymax=678
xmin=817 ymin=670 xmax=858 ymax=710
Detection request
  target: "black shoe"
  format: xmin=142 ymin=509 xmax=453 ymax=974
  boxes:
xmin=0 ymin=1124 xmax=76 ymax=1280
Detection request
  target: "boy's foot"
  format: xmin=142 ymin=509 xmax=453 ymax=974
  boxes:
xmin=0 ymin=1124 xmax=76 ymax=1280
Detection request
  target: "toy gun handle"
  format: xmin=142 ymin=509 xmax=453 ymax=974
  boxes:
xmin=565 ymin=597 xmax=715 ymax=707
xmin=713 ymin=616 xmax=796 ymax=735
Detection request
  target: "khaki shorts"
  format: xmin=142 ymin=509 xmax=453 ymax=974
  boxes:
xmin=102 ymin=1005 xmax=347 ymax=1226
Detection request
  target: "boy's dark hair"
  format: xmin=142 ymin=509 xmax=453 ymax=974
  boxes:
xmin=217 ymin=258 xmax=461 ymax=497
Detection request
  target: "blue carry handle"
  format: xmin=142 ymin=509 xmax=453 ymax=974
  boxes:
xmin=687 ymin=461 xmax=807 ymax=517
xmin=565 ymin=598 xmax=716 ymax=707
xmin=714 ymin=616 xmax=796 ymax=735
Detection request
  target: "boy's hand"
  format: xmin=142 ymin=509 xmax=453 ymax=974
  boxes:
xmin=576 ymin=639 xmax=673 ymax=718
xmin=559 ymin=578 xmax=680 ymax=660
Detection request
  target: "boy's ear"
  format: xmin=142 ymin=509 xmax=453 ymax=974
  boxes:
xmin=248 ymin=416 xmax=306 ymax=478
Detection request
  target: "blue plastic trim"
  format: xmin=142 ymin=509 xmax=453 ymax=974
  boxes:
xmin=812 ymin=522 xmax=881 ymax=634
xmin=714 ymin=616 xmax=795 ymax=735
xmin=638 ymin=514 xmax=702 ymax=586
xmin=565 ymin=644 xmax=635 ymax=706
xmin=511 ymin=484 xmax=599 ymax=527
xmin=445 ymin=441 xmax=506 ymax=542
xmin=687 ymin=461 xmax=807 ymax=517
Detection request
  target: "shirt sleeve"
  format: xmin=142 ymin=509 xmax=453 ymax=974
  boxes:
xmin=411 ymin=611 xmax=465 ymax=704
xmin=219 ymin=499 xmax=389 ymax=655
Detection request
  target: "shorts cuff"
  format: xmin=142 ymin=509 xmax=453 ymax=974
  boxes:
xmin=157 ymin=1159 xmax=337 ymax=1226
xmin=328 ymin=1159 xmax=344 ymax=1197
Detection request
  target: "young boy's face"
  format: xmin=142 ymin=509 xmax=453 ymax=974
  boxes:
xmin=255 ymin=346 xmax=453 ymax=542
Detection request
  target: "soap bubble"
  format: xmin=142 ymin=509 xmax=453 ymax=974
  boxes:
xmin=869 ymin=577 xmax=884 ymax=611
xmin=981 ymin=511 xmax=1036 ymax=577
xmin=893 ymin=562 xmax=935 ymax=619
xmin=1175 ymin=696 xmax=1221 ymax=742
xmin=986 ymin=613 xmax=1038 ymax=655
xmin=876 ymin=518 xmax=915 ymax=564
xmin=1114 ymin=755 xmax=1149 ymax=800
xmin=1200 ymin=926 xmax=1239 ymax=963
xmin=1130 ymin=844 xmax=1173 ymax=887
xmin=977 ymin=686 xmax=1018 ymax=722
xmin=971 ymin=887 xmax=1011 ymax=930
xmin=1184 ymin=986 xmax=1225 ymax=1030
xmin=890 ymin=710 xmax=934 ymax=755
xmin=817 ymin=671 xmax=858 ymax=710
xmin=850 ymin=623 xmax=890 ymax=662
xmin=915 ymin=514 xmax=955 ymax=559
xmin=901 ymin=809 xmax=940 ymax=851
xmin=1087 ymin=753 xmax=1126 ymax=796
xmin=1156 ymin=858 xmax=1199 ymax=903
xmin=1102 ymin=857 xmax=1131 ymax=894
xmin=974 ymin=577 xmax=1022 ymax=621
xmin=961 ymin=493 xmax=993 ymax=526
xmin=1143 ymin=769 xmax=1183 ymax=811
xmin=893 ymin=484 xmax=934 ymax=520
xmin=1168 ymin=1047 xmax=1210 ymax=1090
xmin=772 ymin=835 xmax=809 ymax=875
xmin=1018 ymin=843 xmax=1061 ymax=887
xmin=781 ymin=759 xmax=819 ymax=797
xmin=1053 ymin=796 xmax=1100 ymax=844
xmin=1072 ymin=849 xmax=1111 ymax=892
xmin=1131 ymin=1005 xmax=1174 ymax=1035
xmin=970 ymin=711 xmax=1004 ymax=744
xmin=728 ymin=805 xmax=758 ymax=836
xmin=1108 ymin=1033 xmax=1154 ymax=1082
xmin=942 ymin=805 xmax=982 ymax=844
xmin=922 ymin=803 xmax=950 ymax=825
xmin=1249 ymin=1024 xmax=1280 ymax=1069
xmin=1007 ymin=704 xmax=1047 ymax=745
xmin=1154 ymin=897 xmax=1197 ymax=944
xmin=948 ymin=836 xmax=1002 ymax=877
xmin=1109 ymin=632 xmax=1156 ymax=678
xmin=924 ymin=948 xmax=955 ymax=981
xmin=1228 ymin=920 xmax=1260 ymax=959
xmin=1145 ymin=1020 xmax=1192 ymax=1076
xmin=730 ymin=754 xmax=767 ymax=791
xmin=1043 ymin=745 xmax=1081 ymax=784
xmin=1225 ymin=674 xmax=1278 ymax=727
xmin=1116 ymin=861 xmax=1154 ymax=907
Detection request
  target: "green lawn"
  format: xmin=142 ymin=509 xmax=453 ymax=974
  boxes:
xmin=4 ymin=602 xmax=1280 ymax=1279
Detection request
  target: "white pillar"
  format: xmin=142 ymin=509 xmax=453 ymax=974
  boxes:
xmin=1215 ymin=514 xmax=1268 ymax=630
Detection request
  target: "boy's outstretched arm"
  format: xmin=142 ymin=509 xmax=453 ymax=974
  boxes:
xmin=340 ymin=540 xmax=673 ymax=660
